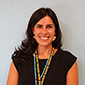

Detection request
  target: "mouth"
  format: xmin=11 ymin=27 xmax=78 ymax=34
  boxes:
xmin=39 ymin=36 xmax=50 ymax=40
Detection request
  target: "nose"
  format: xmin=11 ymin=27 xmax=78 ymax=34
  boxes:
xmin=41 ymin=28 xmax=48 ymax=35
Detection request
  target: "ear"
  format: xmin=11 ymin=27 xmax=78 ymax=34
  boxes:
xmin=54 ymin=32 xmax=56 ymax=35
xmin=54 ymin=29 xmax=56 ymax=35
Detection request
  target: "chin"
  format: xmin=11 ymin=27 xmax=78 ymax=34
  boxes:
xmin=38 ymin=42 xmax=52 ymax=47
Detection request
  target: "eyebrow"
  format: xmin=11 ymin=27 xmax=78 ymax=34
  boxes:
xmin=36 ymin=24 xmax=53 ymax=26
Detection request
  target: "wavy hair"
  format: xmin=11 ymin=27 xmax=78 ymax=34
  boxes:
xmin=12 ymin=8 xmax=62 ymax=63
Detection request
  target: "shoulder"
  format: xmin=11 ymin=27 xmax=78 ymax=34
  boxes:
xmin=58 ymin=48 xmax=77 ymax=60
xmin=55 ymin=48 xmax=77 ymax=72
xmin=11 ymin=51 xmax=33 ymax=74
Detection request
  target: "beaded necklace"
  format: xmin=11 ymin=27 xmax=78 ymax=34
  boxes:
xmin=34 ymin=47 xmax=54 ymax=85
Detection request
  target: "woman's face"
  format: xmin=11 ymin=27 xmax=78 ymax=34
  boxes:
xmin=33 ymin=16 xmax=56 ymax=47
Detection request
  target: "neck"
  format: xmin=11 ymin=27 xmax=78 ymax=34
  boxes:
xmin=37 ymin=45 xmax=53 ymax=59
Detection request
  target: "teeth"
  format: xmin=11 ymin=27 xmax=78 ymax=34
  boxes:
xmin=40 ymin=37 xmax=48 ymax=39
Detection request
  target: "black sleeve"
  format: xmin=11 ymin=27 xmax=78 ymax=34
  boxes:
xmin=11 ymin=53 xmax=24 ymax=74
xmin=64 ymin=51 xmax=77 ymax=73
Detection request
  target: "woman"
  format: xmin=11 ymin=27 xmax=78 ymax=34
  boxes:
xmin=7 ymin=8 xmax=78 ymax=85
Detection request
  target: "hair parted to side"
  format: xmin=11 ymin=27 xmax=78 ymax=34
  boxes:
xmin=12 ymin=7 xmax=62 ymax=63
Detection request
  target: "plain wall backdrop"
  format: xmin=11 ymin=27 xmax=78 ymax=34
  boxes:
xmin=0 ymin=0 xmax=85 ymax=85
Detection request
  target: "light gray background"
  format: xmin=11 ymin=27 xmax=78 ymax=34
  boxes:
xmin=0 ymin=0 xmax=85 ymax=85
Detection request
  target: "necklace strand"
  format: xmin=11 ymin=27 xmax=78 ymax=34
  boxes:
xmin=34 ymin=47 xmax=54 ymax=85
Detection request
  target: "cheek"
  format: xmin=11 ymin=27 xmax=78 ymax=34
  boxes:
xmin=33 ymin=30 xmax=41 ymax=36
xmin=49 ymin=30 xmax=55 ymax=36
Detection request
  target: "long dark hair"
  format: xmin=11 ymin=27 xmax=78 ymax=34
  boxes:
xmin=12 ymin=8 xmax=62 ymax=63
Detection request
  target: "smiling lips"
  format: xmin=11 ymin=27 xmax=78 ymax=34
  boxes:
xmin=39 ymin=36 xmax=50 ymax=41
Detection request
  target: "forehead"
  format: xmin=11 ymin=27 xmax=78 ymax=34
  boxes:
xmin=36 ymin=16 xmax=54 ymax=24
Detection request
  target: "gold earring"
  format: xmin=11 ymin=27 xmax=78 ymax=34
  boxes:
xmin=33 ymin=36 xmax=35 ymax=39
xmin=52 ymin=36 xmax=56 ymax=41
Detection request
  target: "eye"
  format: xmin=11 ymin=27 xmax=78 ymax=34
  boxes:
xmin=36 ymin=25 xmax=42 ymax=28
xmin=46 ymin=25 xmax=53 ymax=29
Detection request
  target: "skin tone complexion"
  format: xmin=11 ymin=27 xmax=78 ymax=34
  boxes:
xmin=33 ymin=16 xmax=55 ymax=47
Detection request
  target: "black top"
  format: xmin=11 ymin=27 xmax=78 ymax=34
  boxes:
xmin=12 ymin=48 xmax=77 ymax=85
